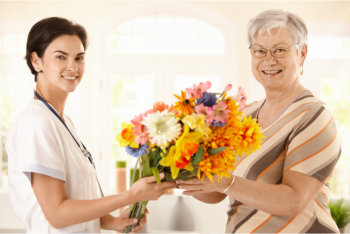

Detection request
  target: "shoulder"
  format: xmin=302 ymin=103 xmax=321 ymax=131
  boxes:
xmin=290 ymin=91 xmax=338 ymax=142
xmin=10 ymin=100 xmax=58 ymax=137
xmin=293 ymin=90 xmax=334 ymax=123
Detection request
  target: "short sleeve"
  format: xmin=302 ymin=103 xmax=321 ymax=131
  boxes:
xmin=18 ymin=110 xmax=66 ymax=182
xmin=284 ymin=103 xmax=341 ymax=183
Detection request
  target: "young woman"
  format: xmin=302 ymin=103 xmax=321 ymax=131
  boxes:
xmin=6 ymin=17 xmax=175 ymax=233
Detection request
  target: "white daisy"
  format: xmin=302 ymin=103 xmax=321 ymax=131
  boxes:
xmin=142 ymin=110 xmax=181 ymax=149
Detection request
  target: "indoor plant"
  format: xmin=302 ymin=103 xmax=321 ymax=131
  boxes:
xmin=329 ymin=198 xmax=350 ymax=233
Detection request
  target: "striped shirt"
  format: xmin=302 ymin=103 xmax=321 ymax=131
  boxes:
xmin=226 ymin=90 xmax=341 ymax=233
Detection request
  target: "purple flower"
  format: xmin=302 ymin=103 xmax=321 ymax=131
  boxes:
xmin=126 ymin=144 xmax=148 ymax=157
xmin=197 ymin=92 xmax=217 ymax=107
xmin=210 ymin=121 xmax=226 ymax=127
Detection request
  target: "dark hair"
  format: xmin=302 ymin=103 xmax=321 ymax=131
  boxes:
xmin=25 ymin=17 xmax=88 ymax=82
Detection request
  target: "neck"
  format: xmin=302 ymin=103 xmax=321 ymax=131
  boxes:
xmin=264 ymin=82 xmax=306 ymax=109
xmin=35 ymin=85 xmax=68 ymax=119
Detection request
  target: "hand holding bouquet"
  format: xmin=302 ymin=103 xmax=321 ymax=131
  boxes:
xmin=117 ymin=81 xmax=264 ymax=233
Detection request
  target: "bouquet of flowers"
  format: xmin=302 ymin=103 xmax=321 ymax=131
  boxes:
xmin=117 ymin=81 xmax=264 ymax=233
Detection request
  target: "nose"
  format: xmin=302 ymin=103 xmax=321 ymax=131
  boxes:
xmin=67 ymin=58 xmax=78 ymax=72
xmin=263 ymin=51 xmax=277 ymax=65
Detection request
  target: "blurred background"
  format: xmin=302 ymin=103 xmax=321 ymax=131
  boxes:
xmin=0 ymin=0 xmax=350 ymax=232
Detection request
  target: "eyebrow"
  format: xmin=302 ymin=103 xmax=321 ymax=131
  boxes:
xmin=253 ymin=43 xmax=290 ymax=48
xmin=53 ymin=50 xmax=85 ymax=56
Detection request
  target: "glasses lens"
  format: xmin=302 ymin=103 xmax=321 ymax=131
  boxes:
xmin=251 ymin=46 xmax=266 ymax=58
xmin=271 ymin=47 xmax=289 ymax=57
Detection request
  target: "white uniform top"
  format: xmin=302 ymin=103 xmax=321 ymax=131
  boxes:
xmin=6 ymin=99 xmax=101 ymax=233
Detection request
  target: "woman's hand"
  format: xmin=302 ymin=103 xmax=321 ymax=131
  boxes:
xmin=177 ymin=175 xmax=233 ymax=196
xmin=128 ymin=173 xmax=176 ymax=202
xmin=100 ymin=208 xmax=147 ymax=233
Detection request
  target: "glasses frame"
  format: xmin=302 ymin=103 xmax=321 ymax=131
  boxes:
xmin=249 ymin=43 xmax=299 ymax=58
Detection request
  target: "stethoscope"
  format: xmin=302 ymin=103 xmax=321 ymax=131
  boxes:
xmin=34 ymin=90 xmax=104 ymax=197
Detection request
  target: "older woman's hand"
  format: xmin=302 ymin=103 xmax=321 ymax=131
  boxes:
xmin=176 ymin=176 xmax=233 ymax=196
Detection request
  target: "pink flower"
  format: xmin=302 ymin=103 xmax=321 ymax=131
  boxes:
xmin=131 ymin=112 xmax=150 ymax=144
xmin=185 ymin=81 xmax=212 ymax=99
xmin=194 ymin=103 xmax=215 ymax=123
xmin=224 ymin=84 xmax=232 ymax=93
xmin=235 ymin=87 xmax=247 ymax=110
xmin=213 ymin=102 xmax=228 ymax=123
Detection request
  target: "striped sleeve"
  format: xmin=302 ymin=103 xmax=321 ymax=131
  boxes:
xmin=284 ymin=102 xmax=341 ymax=182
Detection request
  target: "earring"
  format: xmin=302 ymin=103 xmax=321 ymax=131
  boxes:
xmin=300 ymin=67 xmax=304 ymax=75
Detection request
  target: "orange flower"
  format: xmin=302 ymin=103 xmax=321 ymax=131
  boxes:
xmin=152 ymin=101 xmax=170 ymax=112
xmin=198 ymin=149 xmax=236 ymax=182
xmin=176 ymin=142 xmax=199 ymax=169
xmin=182 ymin=142 xmax=200 ymax=157
xmin=196 ymin=100 xmax=264 ymax=182
xmin=173 ymin=90 xmax=195 ymax=117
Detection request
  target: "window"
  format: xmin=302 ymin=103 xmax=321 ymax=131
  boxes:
xmin=0 ymin=33 xmax=26 ymax=55
xmin=0 ymin=74 xmax=15 ymax=187
xmin=110 ymin=73 xmax=155 ymax=161
xmin=107 ymin=15 xmax=225 ymax=55
xmin=321 ymin=79 xmax=350 ymax=195
xmin=306 ymin=35 xmax=350 ymax=196
xmin=0 ymin=32 xmax=27 ymax=188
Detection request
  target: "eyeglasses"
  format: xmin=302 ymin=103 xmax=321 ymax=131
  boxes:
xmin=249 ymin=43 xmax=299 ymax=58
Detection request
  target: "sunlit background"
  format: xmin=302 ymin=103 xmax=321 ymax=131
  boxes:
xmin=0 ymin=0 xmax=350 ymax=232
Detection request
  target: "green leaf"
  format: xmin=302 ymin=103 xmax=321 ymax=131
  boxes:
xmin=151 ymin=167 xmax=161 ymax=184
xmin=208 ymin=147 xmax=227 ymax=155
xmin=150 ymin=148 xmax=162 ymax=168
xmin=193 ymin=146 xmax=203 ymax=164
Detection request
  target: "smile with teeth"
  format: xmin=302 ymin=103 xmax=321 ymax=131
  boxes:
xmin=262 ymin=70 xmax=282 ymax=74
xmin=62 ymin=75 xmax=78 ymax=80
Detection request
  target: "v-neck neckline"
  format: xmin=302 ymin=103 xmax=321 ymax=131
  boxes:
xmin=256 ymin=89 xmax=310 ymax=130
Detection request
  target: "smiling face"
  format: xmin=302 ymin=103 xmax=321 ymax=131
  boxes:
xmin=250 ymin=27 xmax=307 ymax=92
xmin=31 ymin=35 xmax=85 ymax=96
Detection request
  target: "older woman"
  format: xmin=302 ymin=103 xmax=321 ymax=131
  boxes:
xmin=177 ymin=9 xmax=341 ymax=233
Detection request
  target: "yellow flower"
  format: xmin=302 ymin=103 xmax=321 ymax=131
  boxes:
xmin=235 ymin=115 xmax=264 ymax=156
xmin=182 ymin=114 xmax=211 ymax=137
xmin=116 ymin=123 xmax=139 ymax=148
xmin=160 ymin=125 xmax=203 ymax=179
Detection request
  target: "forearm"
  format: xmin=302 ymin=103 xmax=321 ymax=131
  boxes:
xmin=194 ymin=192 xmax=227 ymax=204
xmin=227 ymin=176 xmax=303 ymax=216
xmin=49 ymin=192 xmax=133 ymax=228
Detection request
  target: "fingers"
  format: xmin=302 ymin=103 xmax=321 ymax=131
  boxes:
xmin=176 ymin=178 xmax=203 ymax=185
xmin=143 ymin=173 xmax=165 ymax=183
xmin=123 ymin=218 xmax=138 ymax=227
xmin=131 ymin=215 xmax=147 ymax=233
xmin=161 ymin=181 xmax=176 ymax=189
xmin=182 ymin=190 xmax=204 ymax=196
xmin=177 ymin=183 xmax=203 ymax=191
xmin=119 ymin=208 xmax=130 ymax=218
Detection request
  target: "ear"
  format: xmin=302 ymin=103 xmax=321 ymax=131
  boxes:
xmin=30 ymin=52 xmax=43 ymax=73
xmin=299 ymin=44 xmax=307 ymax=66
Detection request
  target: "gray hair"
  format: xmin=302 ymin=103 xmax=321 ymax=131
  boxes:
xmin=247 ymin=9 xmax=308 ymax=50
